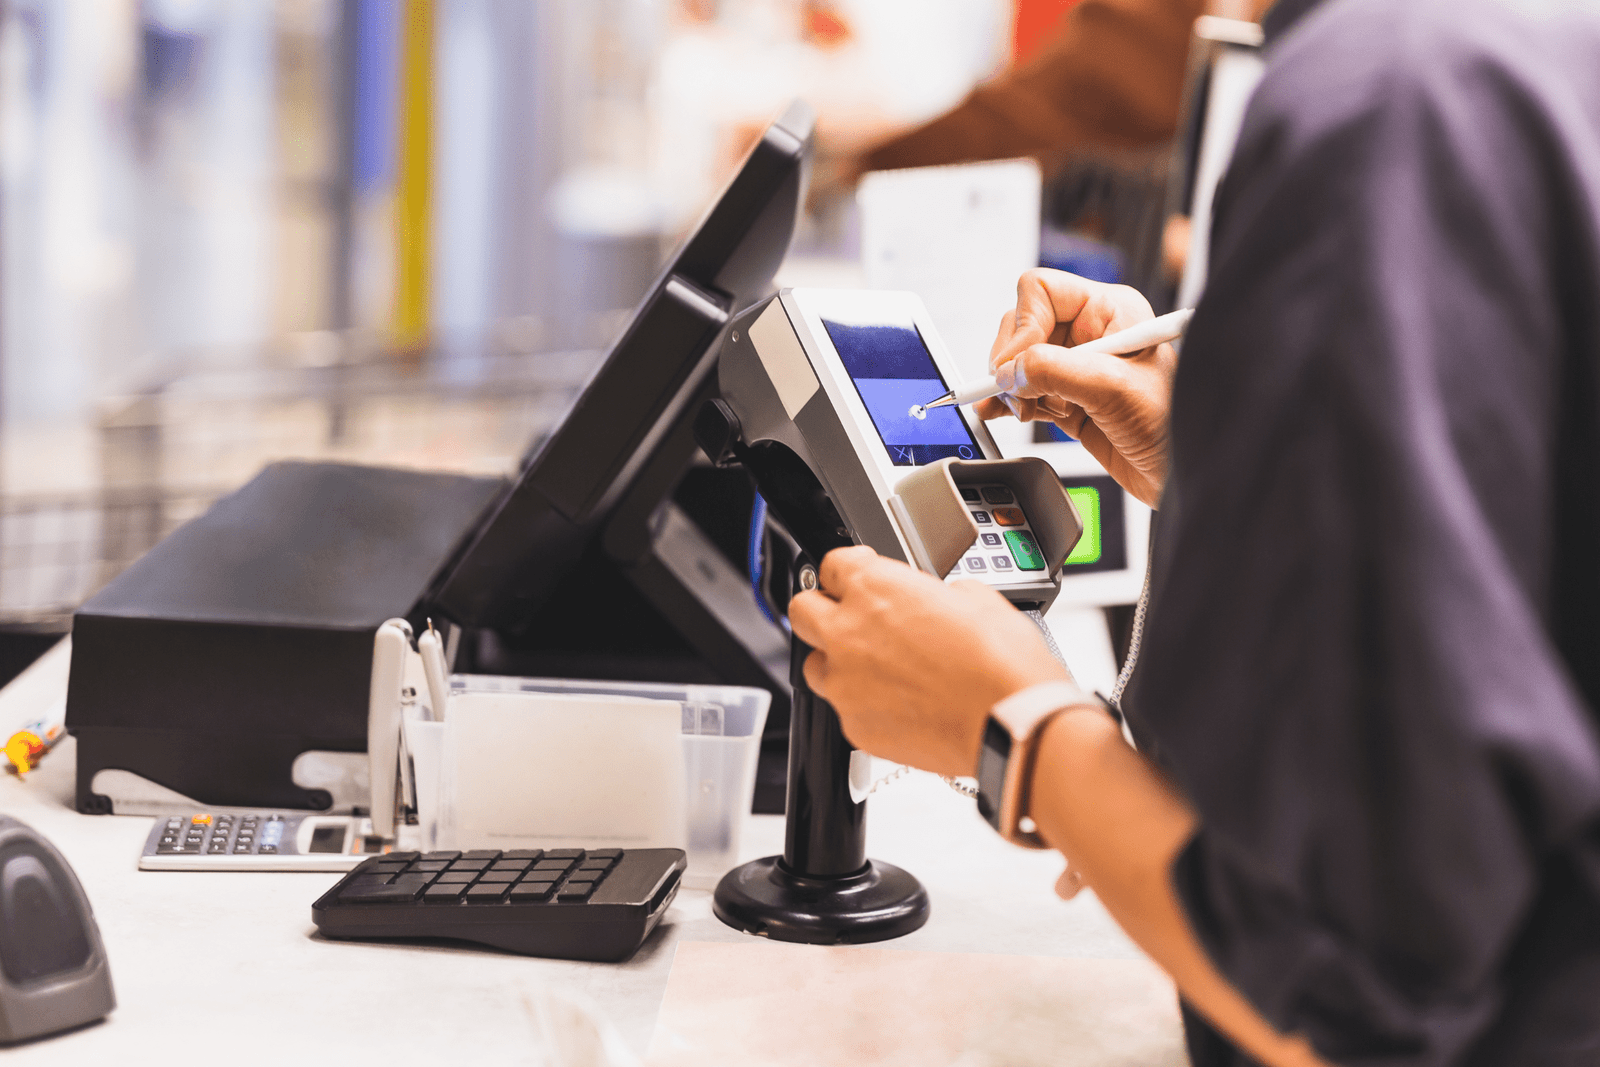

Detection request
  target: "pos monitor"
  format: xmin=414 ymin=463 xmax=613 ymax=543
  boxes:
xmin=424 ymin=100 xmax=814 ymax=726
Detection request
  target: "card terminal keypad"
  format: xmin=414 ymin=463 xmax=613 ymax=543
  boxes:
xmin=945 ymin=483 xmax=1051 ymax=586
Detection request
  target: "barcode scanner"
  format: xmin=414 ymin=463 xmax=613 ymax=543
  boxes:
xmin=0 ymin=815 xmax=115 ymax=1044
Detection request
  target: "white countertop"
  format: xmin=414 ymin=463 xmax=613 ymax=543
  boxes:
xmin=0 ymin=640 xmax=1174 ymax=1066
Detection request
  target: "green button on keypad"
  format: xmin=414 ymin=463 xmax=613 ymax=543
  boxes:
xmin=1004 ymin=529 xmax=1046 ymax=571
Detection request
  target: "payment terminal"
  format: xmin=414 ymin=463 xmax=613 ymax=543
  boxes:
xmin=702 ymin=288 xmax=1082 ymax=600
xmin=697 ymin=289 xmax=1083 ymax=945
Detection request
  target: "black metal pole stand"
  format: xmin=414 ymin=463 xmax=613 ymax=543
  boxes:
xmin=713 ymin=561 xmax=929 ymax=943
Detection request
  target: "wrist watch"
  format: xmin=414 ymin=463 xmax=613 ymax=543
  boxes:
xmin=975 ymin=680 xmax=1097 ymax=848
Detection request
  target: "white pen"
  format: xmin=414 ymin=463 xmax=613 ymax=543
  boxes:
xmin=418 ymin=619 xmax=451 ymax=722
xmin=911 ymin=307 xmax=1195 ymax=416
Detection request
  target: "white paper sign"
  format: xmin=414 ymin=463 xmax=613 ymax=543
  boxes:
xmin=444 ymin=691 xmax=686 ymax=850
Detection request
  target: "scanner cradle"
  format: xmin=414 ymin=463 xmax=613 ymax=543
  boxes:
xmin=700 ymin=288 xmax=1082 ymax=944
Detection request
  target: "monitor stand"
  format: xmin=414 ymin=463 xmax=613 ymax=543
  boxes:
xmin=456 ymin=380 xmax=794 ymax=810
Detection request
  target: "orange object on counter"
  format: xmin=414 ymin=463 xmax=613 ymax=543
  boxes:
xmin=4 ymin=719 xmax=64 ymax=778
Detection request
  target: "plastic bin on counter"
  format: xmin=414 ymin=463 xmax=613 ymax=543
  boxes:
xmin=404 ymin=675 xmax=769 ymax=890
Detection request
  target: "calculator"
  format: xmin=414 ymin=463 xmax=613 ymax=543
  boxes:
xmin=947 ymin=482 xmax=1050 ymax=586
xmin=139 ymin=810 xmax=388 ymax=871
xmin=312 ymin=847 xmax=686 ymax=961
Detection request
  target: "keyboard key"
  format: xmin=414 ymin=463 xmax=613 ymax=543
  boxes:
xmin=478 ymin=870 xmax=519 ymax=883
xmin=991 ymin=555 xmax=1014 ymax=571
xmin=393 ymin=873 xmax=436 ymax=889
xmin=374 ymin=862 xmax=408 ymax=875
xmin=408 ymin=861 xmax=449 ymax=873
xmin=545 ymin=849 xmax=584 ymax=860
xmin=508 ymin=882 xmax=555 ymax=902
xmin=992 ymin=506 xmax=1026 ymax=527
xmin=385 ymin=852 xmax=420 ymax=862
xmin=981 ymin=532 xmax=1002 ymax=547
xmin=964 ymin=556 xmax=987 ymax=572
xmin=421 ymin=851 xmax=461 ymax=862
xmin=465 ymin=883 xmax=509 ymax=903
xmin=447 ymin=859 xmax=489 ymax=871
xmin=577 ymin=859 xmax=612 ymax=873
xmin=435 ymin=871 xmax=476 ymax=884
xmin=341 ymin=881 xmax=425 ymax=903
xmin=971 ymin=510 xmax=991 ymax=525
xmin=532 ymin=859 xmax=573 ymax=875
xmin=491 ymin=859 xmax=531 ymax=872
xmin=586 ymin=849 xmax=622 ymax=861
xmin=557 ymin=883 xmax=595 ymax=902
xmin=959 ymin=487 xmax=982 ymax=502
xmin=981 ymin=485 xmax=1014 ymax=504
xmin=462 ymin=850 xmax=502 ymax=861
xmin=350 ymin=874 xmax=393 ymax=887
xmin=502 ymin=849 xmax=544 ymax=861
xmin=424 ymin=884 xmax=469 ymax=903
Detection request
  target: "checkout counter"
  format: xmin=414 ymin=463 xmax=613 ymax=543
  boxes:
xmin=0 ymin=640 xmax=1181 ymax=1064
xmin=3 ymin=100 xmax=1196 ymax=1064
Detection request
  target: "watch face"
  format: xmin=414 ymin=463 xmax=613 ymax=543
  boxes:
xmin=975 ymin=718 xmax=1013 ymax=828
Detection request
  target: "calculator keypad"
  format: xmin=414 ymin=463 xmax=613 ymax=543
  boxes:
xmin=944 ymin=483 xmax=1052 ymax=587
xmin=155 ymin=812 xmax=284 ymax=856
xmin=336 ymin=848 xmax=625 ymax=907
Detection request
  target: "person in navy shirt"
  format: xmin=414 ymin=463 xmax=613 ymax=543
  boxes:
xmin=790 ymin=1 xmax=1600 ymax=1062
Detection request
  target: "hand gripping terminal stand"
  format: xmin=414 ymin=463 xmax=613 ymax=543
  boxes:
xmin=697 ymin=288 xmax=1083 ymax=943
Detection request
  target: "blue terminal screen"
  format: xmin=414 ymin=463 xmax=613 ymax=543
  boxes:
xmin=821 ymin=318 xmax=981 ymax=466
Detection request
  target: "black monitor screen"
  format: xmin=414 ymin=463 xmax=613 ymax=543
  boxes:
xmin=429 ymin=101 xmax=814 ymax=631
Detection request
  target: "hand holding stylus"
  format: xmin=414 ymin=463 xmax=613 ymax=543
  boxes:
xmin=913 ymin=307 xmax=1193 ymax=415
xmin=972 ymin=270 xmax=1182 ymax=508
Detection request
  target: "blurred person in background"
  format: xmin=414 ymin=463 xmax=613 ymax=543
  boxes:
xmin=791 ymin=0 xmax=1600 ymax=1063
xmin=817 ymin=0 xmax=1251 ymax=287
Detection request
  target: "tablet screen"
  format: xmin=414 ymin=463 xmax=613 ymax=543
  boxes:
xmin=821 ymin=317 xmax=981 ymax=466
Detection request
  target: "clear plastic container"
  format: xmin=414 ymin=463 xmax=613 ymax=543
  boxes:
xmin=416 ymin=675 xmax=769 ymax=890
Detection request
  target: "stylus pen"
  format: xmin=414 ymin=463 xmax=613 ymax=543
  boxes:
xmin=419 ymin=620 xmax=451 ymax=722
xmin=919 ymin=307 xmax=1195 ymax=412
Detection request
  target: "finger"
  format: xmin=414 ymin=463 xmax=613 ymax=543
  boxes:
xmin=787 ymin=588 xmax=841 ymax=649
xmin=1047 ymin=401 xmax=1091 ymax=439
xmin=817 ymin=544 xmax=880 ymax=594
xmin=972 ymin=396 xmax=1011 ymax=421
xmin=1004 ymin=342 xmax=1138 ymax=414
xmin=802 ymin=648 xmax=831 ymax=698
xmin=1036 ymin=395 xmax=1070 ymax=420
xmin=996 ymin=269 xmax=1100 ymax=366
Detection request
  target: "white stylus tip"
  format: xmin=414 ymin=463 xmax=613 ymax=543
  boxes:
xmin=909 ymin=405 xmax=927 ymax=420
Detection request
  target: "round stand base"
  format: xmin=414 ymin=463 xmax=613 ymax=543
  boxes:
xmin=712 ymin=856 xmax=930 ymax=945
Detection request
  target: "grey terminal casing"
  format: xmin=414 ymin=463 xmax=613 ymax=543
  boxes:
xmin=712 ymin=288 xmax=1083 ymax=611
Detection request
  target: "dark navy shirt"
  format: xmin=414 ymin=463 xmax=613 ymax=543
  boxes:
xmin=1124 ymin=0 xmax=1600 ymax=1062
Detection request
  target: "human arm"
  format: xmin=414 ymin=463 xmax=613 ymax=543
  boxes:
xmin=787 ymin=547 xmax=1330 ymax=1067
xmin=854 ymin=0 xmax=1208 ymax=177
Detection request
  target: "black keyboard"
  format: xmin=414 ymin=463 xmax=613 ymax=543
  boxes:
xmin=312 ymin=847 xmax=685 ymax=962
